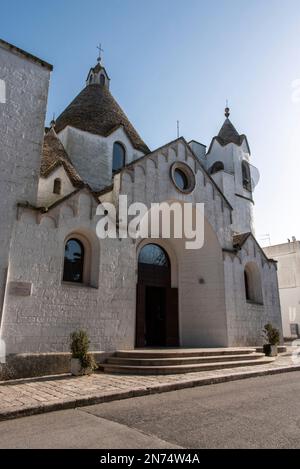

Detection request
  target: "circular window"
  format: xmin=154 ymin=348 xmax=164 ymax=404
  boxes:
xmin=174 ymin=168 xmax=188 ymax=191
xmin=170 ymin=162 xmax=195 ymax=194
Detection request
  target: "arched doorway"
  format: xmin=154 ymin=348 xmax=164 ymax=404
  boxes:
xmin=136 ymin=243 xmax=179 ymax=347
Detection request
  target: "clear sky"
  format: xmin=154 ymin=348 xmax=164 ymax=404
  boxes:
xmin=1 ymin=0 xmax=300 ymax=246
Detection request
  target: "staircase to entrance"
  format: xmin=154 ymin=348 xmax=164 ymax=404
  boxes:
xmin=99 ymin=347 xmax=275 ymax=375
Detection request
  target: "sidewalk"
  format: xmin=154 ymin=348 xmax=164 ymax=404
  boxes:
xmin=0 ymin=351 xmax=299 ymax=421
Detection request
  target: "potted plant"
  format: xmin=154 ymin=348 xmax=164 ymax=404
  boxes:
xmin=262 ymin=323 xmax=280 ymax=357
xmin=70 ymin=330 xmax=97 ymax=376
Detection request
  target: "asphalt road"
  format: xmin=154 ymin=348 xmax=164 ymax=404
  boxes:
xmin=0 ymin=372 xmax=300 ymax=448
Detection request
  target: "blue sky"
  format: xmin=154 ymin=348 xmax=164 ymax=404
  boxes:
xmin=2 ymin=0 xmax=300 ymax=245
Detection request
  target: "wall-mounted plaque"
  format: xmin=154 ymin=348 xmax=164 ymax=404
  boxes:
xmin=8 ymin=281 xmax=32 ymax=297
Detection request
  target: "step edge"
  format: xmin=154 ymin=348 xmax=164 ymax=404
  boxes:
xmin=101 ymin=358 xmax=274 ymax=371
xmin=106 ymin=353 xmax=265 ymax=364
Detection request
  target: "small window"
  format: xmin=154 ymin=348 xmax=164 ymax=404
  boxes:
xmin=112 ymin=142 xmax=126 ymax=173
xmin=63 ymin=238 xmax=84 ymax=283
xmin=100 ymin=74 xmax=105 ymax=86
xmin=209 ymin=161 xmax=224 ymax=175
xmin=242 ymin=161 xmax=252 ymax=191
xmin=89 ymin=74 xmax=93 ymax=84
xmin=53 ymin=178 xmax=61 ymax=195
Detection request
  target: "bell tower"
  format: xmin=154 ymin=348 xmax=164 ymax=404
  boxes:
xmin=205 ymin=107 xmax=257 ymax=235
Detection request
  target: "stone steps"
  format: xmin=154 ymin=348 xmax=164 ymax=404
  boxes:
xmin=100 ymin=348 xmax=274 ymax=375
xmin=106 ymin=352 xmax=265 ymax=367
xmin=100 ymin=357 xmax=274 ymax=375
xmin=114 ymin=348 xmax=256 ymax=359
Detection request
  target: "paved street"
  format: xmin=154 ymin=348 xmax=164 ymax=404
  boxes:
xmin=0 ymin=372 xmax=300 ymax=448
xmin=0 ymin=352 xmax=298 ymax=421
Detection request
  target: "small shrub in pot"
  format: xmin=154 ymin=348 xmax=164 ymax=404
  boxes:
xmin=70 ymin=330 xmax=97 ymax=375
xmin=262 ymin=323 xmax=280 ymax=357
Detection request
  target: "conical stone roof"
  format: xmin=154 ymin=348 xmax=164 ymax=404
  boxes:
xmin=217 ymin=118 xmax=242 ymax=145
xmin=207 ymin=111 xmax=250 ymax=154
xmin=55 ymin=83 xmax=149 ymax=154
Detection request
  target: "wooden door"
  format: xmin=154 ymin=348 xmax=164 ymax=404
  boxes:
xmin=166 ymin=287 xmax=179 ymax=346
xmin=136 ymin=283 xmax=146 ymax=347
xmin=136 ymin=244 xmax=179 ymax=347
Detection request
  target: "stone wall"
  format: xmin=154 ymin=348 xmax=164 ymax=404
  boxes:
xmin=224 ymin=236 xmax=282 ymax=346
xmin=37 ymin=165 xmax=75 ymax=207
xmin=0 ymin=41 xmax=51 ymax=323
xmin=0 ymin=351 xmax=111 ymax=380
xmin=58 ymin=125 xmax=144 ymax=191
xmin=1 ymin=189 xmax=137 ymax=354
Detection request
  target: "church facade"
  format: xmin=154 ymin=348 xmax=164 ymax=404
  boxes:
xmin=0 ymin=40 xmax=283 ymax=355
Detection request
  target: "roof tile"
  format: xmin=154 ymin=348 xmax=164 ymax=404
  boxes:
xmin=40 ymin=129 xmax=83 ymax=187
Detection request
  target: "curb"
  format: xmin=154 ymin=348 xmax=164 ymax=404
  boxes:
xmin=0 ymin=364 xmax=300 ymax=422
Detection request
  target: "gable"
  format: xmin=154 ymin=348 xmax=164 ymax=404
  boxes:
xmin=115 ymin=137 xmax=234 ymax=249
xmin=121 ymin=137 xmax=233 ymax=212
xmin=41 ymin=129 xmax=83 ymax=187
xmin=233 ymin=232 xmax=275 ymax=263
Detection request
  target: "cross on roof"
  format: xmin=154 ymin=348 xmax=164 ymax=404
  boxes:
xmin=97 ymin=43 xmax=104 ymax=63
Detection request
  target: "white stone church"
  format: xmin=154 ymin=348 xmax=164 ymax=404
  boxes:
xmin=0 ymin=39 xmax=283 ymax=357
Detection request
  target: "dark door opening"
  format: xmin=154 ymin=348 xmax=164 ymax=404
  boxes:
xmin=136 ymin=244 xmax=179 ymax=348
xmin=145 ymin=286 xmax=166 ymax=346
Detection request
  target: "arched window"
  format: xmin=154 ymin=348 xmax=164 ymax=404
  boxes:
xmin=244 ymin=262 xmax=263 ymax=304
xmin=242 ymin=160 xmax=252 ymax=191
xmin=209 ymin=161 xmax=224 ymax=175
xmin=53 ymin=178 xmax=61 ymax=195
xmin=100 ymin=74 xmax=105 ymax=86
xmin=63 ymin=238 xmax=84 ymax=283
xmin=138 ymin=244 xmax=170 ymax=267
xmin=112 ymin=142 xmax=126 ymax=173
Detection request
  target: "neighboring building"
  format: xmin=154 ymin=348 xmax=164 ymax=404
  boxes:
xmin=264 ymin=239 xmax=300 ymax=338
xmin=0 ymin=41 xmax=283 ymax=354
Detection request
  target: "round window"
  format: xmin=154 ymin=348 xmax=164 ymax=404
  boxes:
xmin=171 ymin=163 xmax=195 ymax=194
xmin=174 ymin=168 xmax=188 ymax=191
